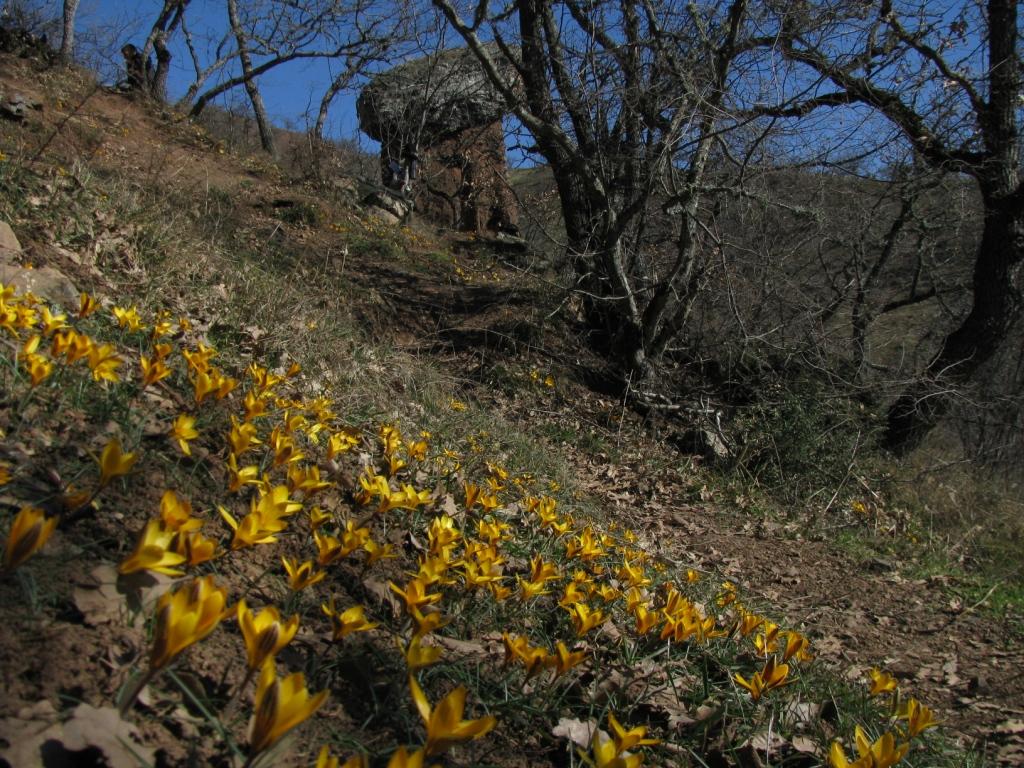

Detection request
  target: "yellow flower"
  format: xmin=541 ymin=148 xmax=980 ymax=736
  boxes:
xmin=567 ymin=602 xmax=606 ymax=636
xmin=140 ymin=354 xmax=172 ymax=387
xmin=219 ymin=505 xmax=285 ymax=549
xmin=169 ymin=414 xmax=199 ymax=456
xmin=159 ymin=490 xmax=201 ymax=532
xmin=502 ymin=633 xmax=548 ymax=679
xmin=249 ymin=657 xmax=328 ymax=757
xmin=282 ymin=557 xmax=325 ymax=591
xmin=389 ymin=577 xmax=442 ymax=613
xmin=78 ymin=292 xmax=99 ymax=318
xmin=52 ymin=328 xmax=92 ymax=363
xmin=734 ymin=656 xmax=792 ymax=701
xmin=149 ymin=575 xmax=228 ymax=669
xmin=867 ymin=667 xmax=898 ymax=696
xmin=386 ymin=747 xmax=432 ymax=768
xmin=237 ymin=599 xmax=299 ymax=671
xmin=607 ymin=712 xmax=659 ymax=753
xmin=243 ymin=389 xmax=269 ymax=421
xmin=781 ymin=630 xmax=812 ymax=662
xmin=410 ymin=607 xmax=449 ymax=640
xmin=228 ymin=416 xmax=261 ymax=455
xmin=3 ymin=506 xmax=57 ymax=570
xmin=327 ymin=428 xmax=359 ymax=459
xmin=402 ymin=637 xmax=442 ymax=670
xmin=896 ymin=698 xmax=939 ymax=737
xmin=97 ymin=437 xmax=137 ymax=487
xmin=288 ymin=464 xmax=333 ymax=495
xmin=112 ymin=305 xmax=144 ymax=331
xmin=118 ymin=519 xmax=187 ymax=576
xmin=408 ymin=674 xmax=496 ymax=756
xmin=582 ymin=728 xmax=643 ymax=768
xmin=23 ymin=351 xmax=52 ymax=386
xmin=830 ymin=726 xmax=908 ymax=768
xmin=364 ymin=538 xmax=396 ymax=565
xmin=632 ymin=604 xmax=661 ymax=635
xmin=322 ymin=600 xmax=379 ymax=640
xmin=174 ymin=529 xmax=219 ymax=566
xmin=734 ymin=610 xmax=763 ymax=637
xmin=226 ymin=452 xmax=261 ymax=492
xmin=547 ymin=641 xmax=586 ymax=677
xmin=87 ymin=342 xmax=122 ymax=381
xmin=315 ymin=746 xmax=369 ymax=768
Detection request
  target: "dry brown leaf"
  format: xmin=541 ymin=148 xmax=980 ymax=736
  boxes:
xmin=0 ymin=702 xmax=155 ymax=768
xmin=551 ymin=717 xmax=599 ymax=749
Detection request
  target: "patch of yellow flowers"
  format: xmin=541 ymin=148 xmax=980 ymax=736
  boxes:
xmin=0 ymin=280 xmax=940 ymax=767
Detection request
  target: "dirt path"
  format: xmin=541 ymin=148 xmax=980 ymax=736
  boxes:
xmin=557 ymin=438 xmax=1024 ymax=760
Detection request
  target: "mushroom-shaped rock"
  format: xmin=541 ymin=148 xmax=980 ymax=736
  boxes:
xmin=357 ymin=47 xmax=510 ymax=146
xmin=357 ymin=47 xmax=520 ymax=236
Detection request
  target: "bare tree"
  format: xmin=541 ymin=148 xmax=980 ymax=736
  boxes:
xmin=59 ymin=0 xmax=79 ymax=63
xmin=226 ymin=0 xmax=277 ymax=158
xmin=432 ymin=0 xmax=752 ymax=390
xmin=754 ymin=0 xmax=1022 ymax=454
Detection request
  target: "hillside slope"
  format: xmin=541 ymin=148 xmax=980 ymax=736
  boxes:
xmin=0 ymin=50 xmax=1021 ymax=768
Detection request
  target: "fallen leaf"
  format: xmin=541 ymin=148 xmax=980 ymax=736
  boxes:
xmin=552 ymin=717 xmax=599 ymax=749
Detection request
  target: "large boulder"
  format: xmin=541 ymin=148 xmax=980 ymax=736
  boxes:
xmin=356 ymin=46 xmax=511 ymax=146
xmin=357 ymin=47 xmax=520 ymax=236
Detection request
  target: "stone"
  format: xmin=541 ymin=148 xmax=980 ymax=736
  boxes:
xmin=356 ymin=46 xmax=511 ymax=146
xmin=366 ymin=207 xmax=400 ymax=226
xmin=0 ymin=220 xmax=22 ymax=254
xmin=0 ymin=263 xmax=80 ymax=308
xmin=674 ymin=427 xmax=731 ymax=464
xmin=357 ymin=47 xmax=520 ymax=236
xmin=362 ymin=190 xmax=411 ymax=222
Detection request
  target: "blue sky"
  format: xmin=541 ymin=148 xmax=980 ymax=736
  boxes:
xmin=74 ymin=0 xmax=394 ymax=147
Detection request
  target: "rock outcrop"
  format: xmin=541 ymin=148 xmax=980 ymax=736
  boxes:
xmin=0 ymin=221 xmax=80 ymax=307
xmin=357 ymin=47 xmax=518 ymax=236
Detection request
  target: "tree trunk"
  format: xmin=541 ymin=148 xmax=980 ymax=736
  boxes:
xmin=226 ymin=0 xmax=277 ymax=159
xmin=885 ymin=196 xmax=1023 ymax=453
xmin=59 ymin=0 xmax=79 ymax=64
xmin=885 ymin=0 xmax=1021 ymax=455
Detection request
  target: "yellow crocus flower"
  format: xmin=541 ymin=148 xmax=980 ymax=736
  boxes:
xmin=118 ymin=519 xmax=187 ymax=576
xmin=389 ymin=577 xmax=442 ymax=613
xmin=830 ymin=726 xmax=908 ymax=768
xmin=2 ymin=506 xmax=57 ymax=570
xmin=282 ymin=557 xmax=325 ymax=591
xmin=78 ymin=291 xmax=99 ymax=318
xmin=402 ymin=637 xmax=442 ymax=670
xmin=567 ymin=602 xmax=606 ymax=636
xmin=322 ymin=601 xmax=379 ymax=640
xmin=608 ymin=712 xmax=659 ymax=753
xmin=159 ymin=490 xmax=201 ymax=532
xmin=502 ymin=633 xmax=548 ymax=679
xmin=149 ymin=575 xmax=228 ymax=669
xmin=139 ymin=354 xmax=172 ymax=387
xmin=547 ymin=641 xmax=587 ymax=677
xmin=582 ymin=727 xmax=643 ymax=768
xmin=112 ymin=305 xmax=144 ymax=331
xmin=97 ymin=437 xmax=137 ymax=487
xmin=228 ymin=416 xmax=261 ymax=455
xmin=408 ymin=674 xmax=496 ymax=756
xmin=23 ymin=351 xmax=52 ymax=386
xmin=169 ymin=414 xmax=199 ymax=456
xmin=237 ymin=599 xmax=299 ymax=671
xmin=897 ymin=698 xmax=939 ymax=737
xmin=248 ymin=657 xmax=328 ymax=757
xmin=867 ymin=667 xmax=899 ymax=696
xmin=734 ymin=656 xmax=792 ymax=701
xmin=87 ymin=342 xmax=122 ymax=382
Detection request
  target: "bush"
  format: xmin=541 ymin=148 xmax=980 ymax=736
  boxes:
xmin=730 ymin=375 xmax=882 ymax=503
